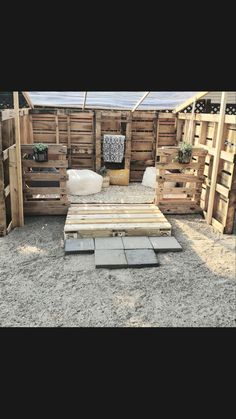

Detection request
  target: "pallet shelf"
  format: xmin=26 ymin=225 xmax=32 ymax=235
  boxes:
xmin=21 ymin=144 xmax=69 ymax=215
xmin=155 ymin=147 xmax=207 ymax=214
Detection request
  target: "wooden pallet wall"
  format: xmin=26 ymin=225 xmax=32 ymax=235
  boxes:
xmin=130 ymin=111 xmax=157 ymax=181
xmin=157 ymin=114 xmax=177 ymax=147
xmin=95 ymin=111 xmax=132 ymax=172
xmin=31 ymin=110 xmax=95 ymax=170
xmin=0 ymin=109 xmax=31 ymax=236
xmin=31 ymin=109 xmax=177 ymax=182
xmin=21 ymin=144 xmax=69 ymax=215
xmin=177 ymin=113 xmax=236 ymax=233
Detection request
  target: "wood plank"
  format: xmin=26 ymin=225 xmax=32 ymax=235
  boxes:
xmin=21 ymin=144 xmax=67 ymax=154
xmin=157 ymin=147 xmax=207 ymax=157
xmin=224 ymin=191 xmax=236 ymax=234
xmin=66 ymin=217 xmax=169 ymax=225
xmin=69 ymin=203 xmax=158 ymax=209
xmin=158 ymin=162 xmax=201 ymax=170
xmin=23 ymin=172 xmax=67 ymax=181
xmin=207 ymin=93 xmax=227 ymax=225
xmin=64 ymin=222 xmax=171 ymax=232
xmin=211 ymin=217 xmax=225 ymax=233
xmin=22 ymin=160 xmax=68 ymax=168
xmin=125 ymin=114 xmax=132 ymax=170
xmin=95 ymin=111 xmax=102 ymax=171
xmin=131 ymin=141 xmax=153 ymax=151
xmin=9 ymin=147 xmax=19 ymax=227
xmin=24 ymin=187 xmax=65 ymax=194
xmin=132 ymin=121 xmax=153 ymax=131
xmin=157 ymin=174 xmax=204 ymax=183
xmin=55 ymin=115 xmax=59 ymax=144
xmin=67 ymin=212 xmax=165 ymax=220
xmin=131 ymin=151 xmax=153 ymax=160
xmin=14 ymin=92 xmax=24 ymax=227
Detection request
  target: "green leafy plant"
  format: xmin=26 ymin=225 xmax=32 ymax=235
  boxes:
xmin=178 ymin=142 xmax=193 ymax=164
xmin=98 ymin=166 xmax=108 ymax=177
xmin=33 ymin=143 xmax=48 ymax=152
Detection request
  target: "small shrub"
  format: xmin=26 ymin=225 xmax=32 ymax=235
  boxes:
xmin=178 ymin=142 xmax=193 ymax=164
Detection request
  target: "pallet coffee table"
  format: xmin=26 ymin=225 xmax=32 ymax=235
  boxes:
xmin=64 ymin=204 xmax=171 ymax=239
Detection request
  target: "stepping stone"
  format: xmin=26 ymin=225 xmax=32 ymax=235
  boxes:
xmin=149 ymin=236 xmax=182 ymax=252
xmin=125 ymin=249 xmax=159 ymax=268
xmin=95 ymin=249 xmax=128 ymax=269
xmin=95 ymin=237 xmax=124 ymax=250
xmin=122 ymin=236 xmax=152 ymax=249
xmin=65 ymin=238 xmax=94 ymax=254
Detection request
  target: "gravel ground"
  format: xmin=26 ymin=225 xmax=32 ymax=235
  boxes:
xmin=0 ymin=214 xmax=235 ymax=327
xmin=69 ymin=183 xmax=154 ymax=204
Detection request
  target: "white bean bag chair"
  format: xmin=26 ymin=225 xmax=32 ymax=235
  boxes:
xmin=142 ymin=167 xmax=176 ymax=189
xmin=67 ymin=169 xmax=103 ymax=196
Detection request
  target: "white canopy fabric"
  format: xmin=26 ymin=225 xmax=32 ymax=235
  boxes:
xmin=28 ymin=91 xmax=197 ymax=110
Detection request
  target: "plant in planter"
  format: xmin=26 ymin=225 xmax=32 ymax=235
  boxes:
xmin=178 ymin=142 xmax=193 ymax=164
xmin=98 ymin=166 xmax=110 ymax=188
xmin=33 ymin=143 xmax=48 ymax=162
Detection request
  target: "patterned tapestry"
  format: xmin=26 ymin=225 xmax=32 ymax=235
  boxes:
xmin=103 ymin=135 xmax=126 ymax=163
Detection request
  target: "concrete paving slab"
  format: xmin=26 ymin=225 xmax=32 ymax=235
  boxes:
xmin=125 ymin=249 xmax=159 ymax=268
xmin=65 ymin=239 xmax=94 ymax=254
xmin=122 ymin=236 xmax=152 ymax=249
xmin=95 ymin=237 xmax=124 ymax=250
xmin=95 ymin=249 xmax=128 ymax=269
xmin=149 ymin=236 xmax=182 ymax=252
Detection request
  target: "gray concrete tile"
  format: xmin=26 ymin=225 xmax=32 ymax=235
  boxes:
xmin=65 ymin=239 xmax=94 ymax=254
xmin=125 ymin=249 xmax=159 ymax=268
xmin=122 ymin=236 xmax=152 ymax=249
xmin=95 ymin=237 xmax=124 ymax=250
xmin=149 ymin=236 xmax=182 ymax=252
xmin=95 ymin=249 xmax=128 ymax=269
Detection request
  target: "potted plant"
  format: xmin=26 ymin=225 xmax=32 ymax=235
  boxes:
xmin=178 ymin=142 xmax=193 ymax=164
xmin=33 ymin=143 xmax=48 ymax=162
xmin=99 ymin=166 xmax=110 ymax=188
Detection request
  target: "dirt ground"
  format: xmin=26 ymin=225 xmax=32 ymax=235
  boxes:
xmin=0 ymin=212 xmax=235 ymax=327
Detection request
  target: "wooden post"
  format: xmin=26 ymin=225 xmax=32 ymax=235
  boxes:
xmin=95 ymin=111 xmax=102 ymax=172
xmin=153 ymin=112 xmax=158 ymax=166
xmin=13 ymin=92 xmax=24 ymax=226
xmin=55 ymin=114 xmax=59 ymax=144
xmin=189 ymin=100 xmax=196 ymax=145
xmin=176 ymin=118 xmax=184 ymax=143
xmin=9 ymin=146 xmax=19 ymax=227
xmin=207 ymin=92 xmax=227 ymax=225
xmin=67 ymin=114 xmax=72 ymax=168
xmin=28 ymin=114 xmax=34 ymax=144
xmin=125 ymin=112 xmax=132 ymax=170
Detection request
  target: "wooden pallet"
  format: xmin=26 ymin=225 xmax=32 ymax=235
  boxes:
xmin=64 ymin=204 xmax=172 ymax=239
xmin=21 ymin=144 xmax=69 ymax=215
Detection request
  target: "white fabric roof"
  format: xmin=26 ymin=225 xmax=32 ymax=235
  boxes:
xmin=28 ymin=91 xmax=197 ymax=110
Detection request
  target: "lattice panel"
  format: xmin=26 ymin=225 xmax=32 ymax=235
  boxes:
xmin=183 ymin=101 xmax=236 ymax=115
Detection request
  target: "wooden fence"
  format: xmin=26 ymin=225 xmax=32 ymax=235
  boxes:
xmin=21 ymin=144 xmax=69 ymax=215
xmin=177 ymin=113 xmax=236 ymax=233
xmin=30 ymin=109 xmax=177 ymax=182
xmin=0 ymin=109 xmax=32 ymax=236
xmin=155 ymin=147 xmax=207 ymax=214
xmin=31 ymin=110 xmax=95 ymax=170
